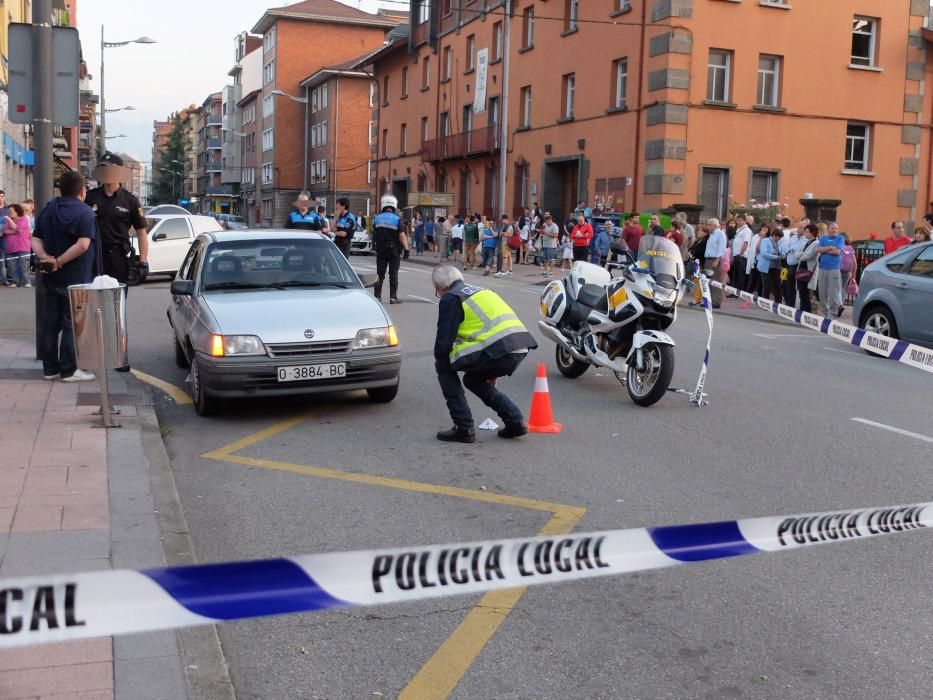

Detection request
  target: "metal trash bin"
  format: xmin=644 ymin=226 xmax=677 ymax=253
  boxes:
xmin=68 ymin=284 xmax=128 ymax=371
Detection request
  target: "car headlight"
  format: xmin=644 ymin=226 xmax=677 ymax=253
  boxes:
xmin=210 ymin=334 xmax=265 ymax=357
xmin=352 ymin=326 xmax=399 ymax=349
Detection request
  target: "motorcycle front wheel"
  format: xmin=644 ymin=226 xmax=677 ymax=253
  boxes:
xmin=555 ymin=344 xmax=589 ymax=378
xmin=625 ymin=343 xmax=674 ymax=407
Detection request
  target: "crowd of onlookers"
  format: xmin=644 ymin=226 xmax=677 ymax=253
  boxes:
xmin=0 ymin=189 xmax=36 ymax=288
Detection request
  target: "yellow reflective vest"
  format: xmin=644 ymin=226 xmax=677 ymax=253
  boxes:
xmin=449 ymin=286 xmax=534 ymax=370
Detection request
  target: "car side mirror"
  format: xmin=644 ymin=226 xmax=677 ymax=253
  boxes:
xmin=153 ymin=232 xmax=167 ymax=241
xmin=358 ymin=273 xmax=378 ymax=288
xmin=170 ymin=279 xmax=195 ymax=296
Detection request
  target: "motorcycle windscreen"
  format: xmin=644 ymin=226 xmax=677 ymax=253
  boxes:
xmin=636 ymin=237 xmax=684 ymax=290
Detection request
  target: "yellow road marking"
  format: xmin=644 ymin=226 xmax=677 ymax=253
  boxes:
xmin=130 ymin=369 xmax=192 ymax=404
xmin=201 ymin=415 xmax=585 ymax=699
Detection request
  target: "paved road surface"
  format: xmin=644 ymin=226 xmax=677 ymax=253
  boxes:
xmin=4 ymin=258 xmax=932 ymax=698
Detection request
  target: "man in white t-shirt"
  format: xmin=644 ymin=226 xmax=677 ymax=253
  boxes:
xmin=540 ymin=214 xmax=559 ymax=277
xmin=730 ymin=217 xmax=752 ymax=296
xmin=450 ymin=218 xmax=464 ymax=265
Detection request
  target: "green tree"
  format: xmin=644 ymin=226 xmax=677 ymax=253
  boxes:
xmin=152 ymin=114 xmax=187 ymax=204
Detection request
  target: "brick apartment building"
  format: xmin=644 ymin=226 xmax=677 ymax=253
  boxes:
xmin=197 ymin=92 xmax=227 ymax=213
xmin=250 ymin=0 xmax=400 ymax=226
xmin=299 ymin=59 xmax=378 ymax=216
xmin=224 ymin=32 xmax=262 ymax=217
xmin=238 ymin=88 xmax=261 ymax=224
xmin=363 ymin=0 xmax=933 ymax=235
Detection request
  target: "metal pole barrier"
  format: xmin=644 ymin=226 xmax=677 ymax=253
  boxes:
xmin=95 ymin=308 xmax=118 ymax=428
xmin=32 ymin=0 xmax=54 ymax=358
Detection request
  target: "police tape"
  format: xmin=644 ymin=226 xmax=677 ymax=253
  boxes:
xmin=706 ymin=281 xmax=933 ymax=374
xmin=0 ymin=501 xmax=931 ymax=648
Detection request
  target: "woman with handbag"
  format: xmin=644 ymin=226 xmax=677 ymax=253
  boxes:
xmin=796 ymin=223 xmax=820 ymax=313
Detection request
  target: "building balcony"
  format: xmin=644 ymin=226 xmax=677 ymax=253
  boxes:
xmin=420 ymin=126 xmax=499 ymax=163
xmin=205 ymin=184 xmax=236 ymax=196
xmin=207 ymin=137 xmax=223 ymax=149
xmin=207 ymin=115 xmax=222 ymax=126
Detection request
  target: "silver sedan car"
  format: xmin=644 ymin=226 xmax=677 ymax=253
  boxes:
xmin=168 ymin=230 xmax=401 ymax=415
xmin=853 ymin=241 xmax=933 ymax=349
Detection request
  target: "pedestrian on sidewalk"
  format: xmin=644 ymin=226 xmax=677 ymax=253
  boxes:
xmin=31 ymin=171 xmax=97 ymax=382
xmin=840 ymin=233 xmax=857 ymax=298
xmin=496 ymin=215 xmax=515 ymax=277
xmin=704 ymin=218 xmax=726 ymax=309
xmin=432 ymin=265 xmax=537 ymax=443
xmin=451 ymin=217 xmax=464 ymax=266
xmin=815 ymin=221 xmax=846 ymax=319
xmin=425 ymin=216 xmax=435 ymax=254
xmin=914 ymin=227 xmax=932 ymax=244
xmin=437 ymin=215 xmax=453 ymax=260
xmin=796 ymin=223 xmax=820 ymax=314
xmin=746 ymin=224 xmax=767 ymax=297
xmin=884 ymin=222 xmax=912 ymax=255
xmin=3 ymin=204 xmax=33 ymax=287
xmin=596 ymin=221 xmax=614 ymax=267
xmin=758 ymin=227 xmax=783 ymax=304
xmin=0 ymin=189 xmax=8 ymax=287
xmin=463 ymin=214 xmax=479 ymax=270
xmin=730 ymin=216 xmax=751 ymax=295
xmin=413 ymin=212 xmax=425 ymax=255
xmin=480 ymin=215 xmax=498 ymax=276
xmin=540 ymin=214 xmax=559 ymax=276
xmin=570 ymin=213 xmax=593 ymax=262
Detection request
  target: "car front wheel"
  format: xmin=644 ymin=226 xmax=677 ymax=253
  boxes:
xmin=861 ymin=305 xmax=898 ymax=356
xmin=190 ymin=357 xmax=216 ymax=416
xmin=367 ymin=382 xmax=399 ymax=403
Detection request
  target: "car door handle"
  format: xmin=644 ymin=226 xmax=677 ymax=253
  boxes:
xmin=896 ymin=282 xmax=910 ymax=289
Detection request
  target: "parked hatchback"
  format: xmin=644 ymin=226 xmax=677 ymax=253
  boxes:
xmin=853 ymin=241 xmax=933 ymax=348
xmin=130 ymin=214 xmax=223 ymax=282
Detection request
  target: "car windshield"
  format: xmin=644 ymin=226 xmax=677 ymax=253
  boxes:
xmin=636 ymin=236 xmax=685 ymax=289
xmin=200 ymin=239 xmax=362 ymax=291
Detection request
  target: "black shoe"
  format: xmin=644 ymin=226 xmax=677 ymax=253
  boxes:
xmin=688 ymin=301 xmax=700 ymax=307
xmin=837 ymin=306 xmax=845 ymax=318
xmin=115 ymin=365 xmax=131 ymax=373
xmin=712 ymin=303 xmax=721 ymax=309
xmin=498 ymin=422 xmax=528 ymax=439
xmin=390 ymin=298 xmax=401 ymax=304
xmin=437 ymin=426 xmax=476 ymax=443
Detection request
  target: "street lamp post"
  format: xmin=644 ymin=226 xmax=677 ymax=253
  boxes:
xmin=100 ymin=27 xmax=155 ymax=157
xmin=160 ymin=168 xmax=181 ymax=203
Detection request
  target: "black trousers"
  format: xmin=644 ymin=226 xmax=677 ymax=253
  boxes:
xmin=748 ymin=268 xmax=763 ymax=295
xmin=797 ymin=277 xmax=812 ymax=313
xmin=102 ymin=244 xmax=130 ymax=283
xmin=38 ymin=282 xmax=77 ymax=378
xmin=731 ymin=256 xmax=747 ymax=292
xmin=334 ymin=236 xmax=351 ymax=259
xmin=782 ymin=264 xmax=797 ymax=307
xmin=375 ymin=252 xmax=400 ymax=300
xmin=764 ymin=267 xmax=783 ymax=304
xmin=436 ymin=353 xmax=525 ymax=429
xmin=573 ymin=246 xmax=588 ymax=262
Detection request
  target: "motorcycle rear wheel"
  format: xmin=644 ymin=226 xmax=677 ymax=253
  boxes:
xmin=625 ymin=343 xmax=674 ymax=407
xmin=555 ymin=344 xmax=589 ymax=379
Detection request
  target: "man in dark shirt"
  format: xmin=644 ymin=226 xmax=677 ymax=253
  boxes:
xmin=84 ymin=152 xmax=148 ymax=285
xmin=31 ymin=171 xmax=98 ymax=382
xmin=621 ymin=215 xmax=644 ymax=254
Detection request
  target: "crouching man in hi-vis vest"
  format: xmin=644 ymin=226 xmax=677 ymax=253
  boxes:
xmin=432 ymin=265 xmax=538 ymax=443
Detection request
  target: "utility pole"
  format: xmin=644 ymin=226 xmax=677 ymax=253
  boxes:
xmin=497 ymin=0 xmax=511 ymax=218
xmin=33 ymin=0 xmax=53 ymax=358
xmin=99 ymin=25 xmax=106 ymax=157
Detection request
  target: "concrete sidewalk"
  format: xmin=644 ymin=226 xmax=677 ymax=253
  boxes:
xmin=0 ymin=338 xmax=232 ymax=700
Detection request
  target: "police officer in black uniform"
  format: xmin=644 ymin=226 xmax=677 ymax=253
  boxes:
xmin=85 ymin=152 xmax=149 ymax=286
xmin=372 ymin=194 xmax=407 ymax=304
xmin=333 ymin=197 xmax=356 ymax=258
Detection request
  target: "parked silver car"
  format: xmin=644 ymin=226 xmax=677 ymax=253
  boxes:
xmin=168 ymin=230 xmax=401 ymax=415
xmin=853 ymin=241 xmax=933 ymax=349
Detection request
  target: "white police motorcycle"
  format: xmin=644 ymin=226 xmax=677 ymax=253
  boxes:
xmin=539 ymin=236 xmax=690 ymax=406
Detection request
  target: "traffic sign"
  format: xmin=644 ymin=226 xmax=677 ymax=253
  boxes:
xmin=7 ymin=23 xmax=80 ymax=125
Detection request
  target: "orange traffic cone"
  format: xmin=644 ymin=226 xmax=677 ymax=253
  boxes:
xmin=528 ymin=363 xmax=562 ymax=434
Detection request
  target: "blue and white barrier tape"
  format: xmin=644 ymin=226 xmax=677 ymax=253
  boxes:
xmin=708 ymin=281 xmax=933 ymax=374
xmin=692 ymin=271 xmax=714 ymax=405
xmin=0 ymin=501 xmax=930 ymax=648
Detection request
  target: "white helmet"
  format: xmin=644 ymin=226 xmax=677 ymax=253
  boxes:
xmin=380 ymin=193 xmax=398 ymax=211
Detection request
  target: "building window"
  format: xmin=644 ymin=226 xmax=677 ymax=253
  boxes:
xmin=707 ymin=49 xmax=732 ymax=103
xmin=749 ymin=169 xmax=778 ymax=202
xmin=614 ymin=0 xmax=632 ymax=10
xmin=565 ymin=0 xmax=579 ymax=32
xmin=262 ymin=128 xmax=273 ymax=152
xmin=440 ymin=111 xmax=450 ymax=137
xmin=488 ymin=96 xmax=500 ymax=128
xmin=613 ymin=58 xmax=628 ymax=110
xmin=416 ymin=0 xmax=430 ymax=24
xmin=320 ymin=160 xmax=327 ymax=185
xmin=851 ymin=16 xmax=878 ymax=67
xmin=263 ymin=61 xmax=275 ymax=85
xmin=310 ymin=84 xmax=327 ymax=113
xmin=466 ymin=35 xmax=476 ymax=72
xmin=421 ymin=116 xmax=429 ymax=145
xmin=261 ymin=163 xmax=273 ymax=184
xmin=463 ymin=105 xmax=473 ymax=134
xmin=561 ymin=73 xmax=575 ymax=119
xmin=845 ymin=122 xmax=870 ymax=171
xmin=520 ymin=86 xmax=532 ymax=128
xmin=492 ymin=22 xmax=503 ymax=61
xmin=369 ymin=83 xmax=376 ymax=106
xmin=382 ymin=75 xmax=389 ymax=106
xmin=442 ymin=0 xmax=452 ymax=17
xmin=522 ymin=7 xmax=534 ymax=49
xmin=367 ymin=160 xmax=373 ymax=185
xmin=382 ymin=129 xmax=388 ymax=158
xmin=700 ymin=167 xmax=730 ymax=220
xmin=262 ymin=198 xmax=273 ymax=220
xmin=400 ymin=123 xmax=407 ymax=154
xmin=401 ymin=66 xmax=409 ymax=98
xmin=369 ymin=120 xmax=376 ymax=145
xmin=756 ymin=55 xmax=781 ymax=107
xmin=422 ymin=55 xmax=430 ymax=89
xmin=262 ymin=27 xmax=275 ymax=53
xmin=442 ymin=46 xmax=452 ymax=81
xmin=262 ymin=94 xmax=274 ymax=117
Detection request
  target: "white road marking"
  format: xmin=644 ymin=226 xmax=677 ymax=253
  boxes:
xmin=824 ymin=346 xmax=860 ymax=356
xmin=851 ymin=418 xmax=933 ymax=445
xmin=407 ymin=294 xmax=438 ymax=305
